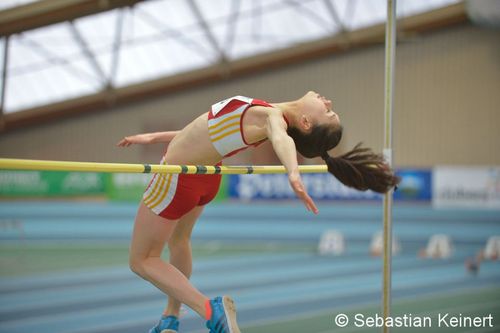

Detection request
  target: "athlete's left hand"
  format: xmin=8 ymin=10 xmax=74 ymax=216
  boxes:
xmin=288 ymin=172 xmax=319 ymax=214
xmin=116 ymin=134 xmax=153 ymax=147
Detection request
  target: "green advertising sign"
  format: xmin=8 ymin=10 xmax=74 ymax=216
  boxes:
xmin=0 ymin=170 xmax=105 ymax=197
xmin=0 ymin=170 xmax=229 ymax=202
xmin=105 ymin=173 xmax=151 ymax=201
xmin=105 ymin=173 xmax=228 ymax=202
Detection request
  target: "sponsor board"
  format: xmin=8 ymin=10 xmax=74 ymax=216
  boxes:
xmin=228 ymin=169 xmax=431 ymax=201
xmin=393 ymin=169 xmax=432 ymax=201
xmin=106 ymin=173 xmax=229 ymax=202
xmin=229 ymin=173 xmax=381 ymax=201
xmin=433 ymin=166 xmax=500 ymax=209
xmin=0 ymin=168 xmax=433 ymax=203
xmin=0 ymin=170 xmax=105 ymax=197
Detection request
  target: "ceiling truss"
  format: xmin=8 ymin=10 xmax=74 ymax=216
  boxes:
xmin=0 ymin=0 xmax=467 ymax=133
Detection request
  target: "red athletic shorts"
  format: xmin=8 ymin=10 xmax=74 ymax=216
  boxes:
xmin=143 ymin=160 xmax=221 ymax=220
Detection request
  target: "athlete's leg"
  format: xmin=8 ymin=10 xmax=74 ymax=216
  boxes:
xmin=129 ymin=202 xmax=208 ymax=318
xmin=163 ymin=205 xmax=205 ymax=317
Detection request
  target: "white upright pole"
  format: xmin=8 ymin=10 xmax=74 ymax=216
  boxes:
xmin=382 ymin=0 xmax=396 ymax=333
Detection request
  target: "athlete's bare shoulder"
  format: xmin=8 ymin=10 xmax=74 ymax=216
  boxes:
xmin=247 ymin=103 xmax=281 ymax=117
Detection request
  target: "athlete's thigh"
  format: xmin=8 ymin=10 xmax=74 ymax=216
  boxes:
xmin=130 ymin=201 xmax=179 ymax=259
xmin=170 ymin=205 xmax=205 ymax=244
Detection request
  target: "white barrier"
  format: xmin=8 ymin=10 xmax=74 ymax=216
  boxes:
xmin=370 ymin=231 xmax=401 ymax=256
xmin=420 ymin=234 xmax=453 ymax=259
xmin=482 ymin=236 xmax=500 ymax=260
xmin=318 ymin=230 xmax=345 ymax=256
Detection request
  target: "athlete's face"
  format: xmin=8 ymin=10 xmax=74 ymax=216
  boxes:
xmin=301 ymin=91 xmax=340 ymax=130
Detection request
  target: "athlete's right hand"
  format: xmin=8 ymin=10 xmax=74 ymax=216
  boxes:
xmin=288 ymin=171 xmax=319 ymax=214
xmin=116 ymin=134 xmax=152 ymax=147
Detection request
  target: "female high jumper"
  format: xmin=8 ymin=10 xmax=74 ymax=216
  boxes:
xmin=117 ymin=91 xmax=399 ymax=333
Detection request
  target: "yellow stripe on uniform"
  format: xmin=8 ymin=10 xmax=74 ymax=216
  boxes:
xmin=143 ymin=174 xmax=162 ymax=204
xmin=208 ymin=114 xmax=241 ymax=130
xmin=208 ymin=120 xmax=240 ymax=136
xmin=211 ymin=128 xmax=241 ymax=143
xmin=143 ymin=159 xmax=168 ymax=204
xmin=149 ymin=173 xmax=175 ymax=209
xmin=144 ymin=174 xmax=168 ymax=206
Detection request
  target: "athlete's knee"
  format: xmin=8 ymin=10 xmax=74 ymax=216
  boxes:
xmin=169 ymin=242 xmax=191 ymax=262
xmin=168 ymin=227 xmax=193 ymax=250
xmin=129 ymin=256 xmax=142 ymax=276
xmin=129 ymin=255 xmax=150 ymax=279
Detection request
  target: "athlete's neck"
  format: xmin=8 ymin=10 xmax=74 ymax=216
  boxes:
xmin=273 ymin=100 xmax=303 ymax=127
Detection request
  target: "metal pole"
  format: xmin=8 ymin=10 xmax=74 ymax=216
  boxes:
xmin=382 ymin=1 xmax=396 ymax=333
xmin=1 ymin=36 xmax=9 ymax=114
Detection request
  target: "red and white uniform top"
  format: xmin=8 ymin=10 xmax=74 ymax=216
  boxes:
xmin=208 ymin=95 xmax=274 ymax=158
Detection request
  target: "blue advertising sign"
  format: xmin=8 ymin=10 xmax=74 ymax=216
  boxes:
xmin=393 ymin=169 xmax=432 ymax=201
xmin=228 ymin=173 xmax=382 ymax=201
xmin=228 ymin=169 xmax=432 ymax=202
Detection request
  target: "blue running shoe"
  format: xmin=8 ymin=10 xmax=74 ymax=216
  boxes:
xmin=206 ymin=296 xmax=240 ymax=333
xmin=149 ymin=315 xmax=179 ymax=333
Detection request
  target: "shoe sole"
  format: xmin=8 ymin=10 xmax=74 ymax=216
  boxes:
xmin=222 ymin=295 xmax=241 ymax=333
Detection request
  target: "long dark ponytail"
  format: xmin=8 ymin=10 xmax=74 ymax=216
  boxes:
xmin=287 ymin=124 xmax=400 ymax=193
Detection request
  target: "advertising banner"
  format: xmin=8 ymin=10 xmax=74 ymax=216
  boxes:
xmin=393 ymin=169 xmax=432 ymax=201
xmin=229 ymin=173 xmax=382 ymax=201
xmin=228 ymin=169 xmax=432 ymax=202
xmin=0 ymin=168 xmax=432 ymax=203
xmin=105 ymin=173 xmax=151 ymax=201
xmin=433 ymin=166 xmax=500 ymax=209
xmin=0 ymin=170 xmax=105 ymax=197
xmin=105 ymin=173 xmax=229 ymax=202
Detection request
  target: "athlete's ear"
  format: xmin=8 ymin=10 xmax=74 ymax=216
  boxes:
xmin=300 ymin=114 xmax=312 ymax=132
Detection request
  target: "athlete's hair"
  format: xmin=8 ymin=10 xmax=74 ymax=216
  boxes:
xmin=286 ymin=124 xmax=400 ymax=193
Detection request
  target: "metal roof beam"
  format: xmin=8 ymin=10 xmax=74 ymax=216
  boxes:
xmin=0 ymin=3 xmax=468 ymax=133
xmin=135 ymin=8 xmax=211 ymax=61
xmin=186 ymin=0 xmax=227 ymax=63
xmin=0 ymin=0 xmax=144 ymax=37
xmin=225 ymin=0 xmax=241 ymax=56
xmin=68 ymin=22 xmax=107 ymax=87
xmin=109 ymin=8 xmax=125 ymax=86
xmin=323 ymin=0 xmax=346 ymax=32
xmin=0 ymin=37 xmax=9 ymax=117
xmin=17 ymin=36 xmax=98 ymax=84
xmin=284 ymin=0 xmax=332 ymax=33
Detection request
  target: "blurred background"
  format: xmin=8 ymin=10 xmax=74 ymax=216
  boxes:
xmin=0 ymin=0 xmax=499 ymax=332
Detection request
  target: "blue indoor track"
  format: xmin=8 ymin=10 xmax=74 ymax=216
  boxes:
xmin=0 ymin=201 xmax=499 ymax=333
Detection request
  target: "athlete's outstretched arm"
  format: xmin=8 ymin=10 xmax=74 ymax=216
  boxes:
xmin=117 ymin=131 xmax=180 ymax=147
xmin=266 ymin=112 xmax=319 ymax=214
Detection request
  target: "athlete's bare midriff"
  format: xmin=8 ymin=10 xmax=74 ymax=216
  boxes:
xmin=164 ymin=113 xmax=221 ymax=165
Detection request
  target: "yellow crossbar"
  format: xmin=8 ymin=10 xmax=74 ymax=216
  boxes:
xmin=0 ymin=158 xmax=328 ymax=175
